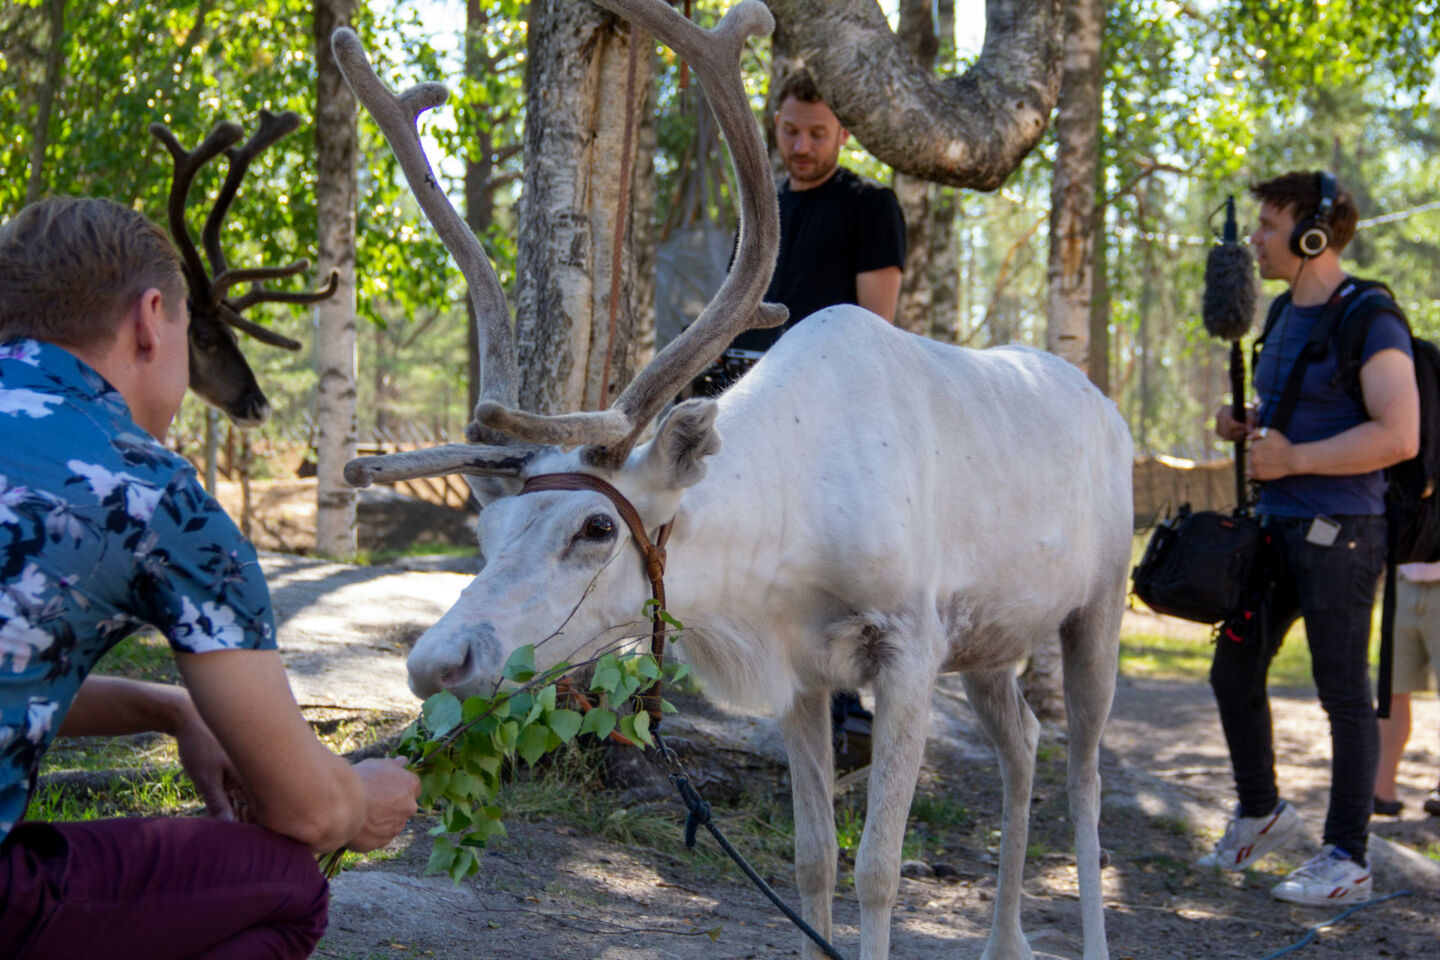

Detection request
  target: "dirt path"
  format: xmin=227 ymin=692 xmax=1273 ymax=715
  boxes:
xmin=271 ymin=558 xmax=1440 ymax=960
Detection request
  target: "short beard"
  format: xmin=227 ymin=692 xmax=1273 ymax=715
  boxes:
xmin=788 ymin=156 xmax=839 ymax=187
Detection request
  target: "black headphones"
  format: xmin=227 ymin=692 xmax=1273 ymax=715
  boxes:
xmin=1289 ymin=170 xmax=1338 ymax=258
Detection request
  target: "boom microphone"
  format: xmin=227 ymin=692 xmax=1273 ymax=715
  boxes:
xmin=1202 ymin=196 xmax=1257 ymax=342
xmin=1201 ymin=196 xmax=1258 ymax=512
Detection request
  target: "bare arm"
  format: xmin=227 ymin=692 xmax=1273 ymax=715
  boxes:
xmin=59 ymin=674 xmax=194 ymax=738
xmin=59 ymin=675 xmax=241 ymax=820
xmin=855 ymin=266 xmax=902 ymax=323
xmin=1247 ymin=348 xmax=1420 ymax=480
xmin=176 ymin=649 xmax=418 ymax=853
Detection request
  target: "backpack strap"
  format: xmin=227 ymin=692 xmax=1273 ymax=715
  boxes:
xmin=1263 ymin=281 xmax=1361 ymax=434
xmin=1378 ymin=511 xmax=1399 ymax=720
xmin=1331 ymin=281 xmax=1409 ymax=402
xmin=1250 ymin=291 xmax=1291 ymax=374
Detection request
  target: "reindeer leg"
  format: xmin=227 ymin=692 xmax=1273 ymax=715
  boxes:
xmin=1060 ymin=591 xmax=1120 ymax=960
xmin=962 ymin=667 xmax=1039 ymax=960
xmin=855 ymin=663 xmax=933 ymax=960
xmin=779 ymin=688 xmax=839 ymax=959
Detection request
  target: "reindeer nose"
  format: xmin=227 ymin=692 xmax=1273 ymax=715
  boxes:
xmin=437 ymin=644 xmax=475 ymax=690
xmin=231 ymin=393 xmax=270 ymax=428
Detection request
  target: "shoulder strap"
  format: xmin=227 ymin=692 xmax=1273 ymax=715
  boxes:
xmin=1256 ymin=292 xmax=1291 ymax=347
xmin=1332 ymin=281 xmax=1409 ymax=399
xmin=1250 ymin=291 xmax=1291 ymax=372
xmin=1264 ymin=280 xmax=1369 ymax=434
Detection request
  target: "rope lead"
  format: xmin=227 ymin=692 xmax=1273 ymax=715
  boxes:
xmin=655 ymin=733 xmax=848 ymax=960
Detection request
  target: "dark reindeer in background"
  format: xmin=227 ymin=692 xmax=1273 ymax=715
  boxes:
xmin=149 ymin=110 xmax=338 ymax=426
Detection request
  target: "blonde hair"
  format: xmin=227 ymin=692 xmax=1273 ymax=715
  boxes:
xmin=0 ymin=196 xmax=185 ymax=349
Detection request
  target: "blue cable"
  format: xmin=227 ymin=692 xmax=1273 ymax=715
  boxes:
xmin=1255 ymin=890 xmax=1412 ymax=960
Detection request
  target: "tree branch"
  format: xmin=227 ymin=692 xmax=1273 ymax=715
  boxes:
xmin=766 ymin=0 xmax=1064 ymax=189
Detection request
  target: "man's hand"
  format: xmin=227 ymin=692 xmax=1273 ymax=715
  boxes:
xmin=172 ymin=706 xmax=247 ymax=821
xmin=346 ymin=757 xmax=421 ymax=853
xmin=1247 ymin=426 xmax=1297 ymax=481
xmin=1216 ymin=404 xmax=1256 ymax=442
xmin=59 ymin=675 xmax=247 ymax=820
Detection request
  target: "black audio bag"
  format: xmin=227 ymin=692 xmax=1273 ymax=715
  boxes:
xmin=1133 ymin=505 xmax=1263 ymax=624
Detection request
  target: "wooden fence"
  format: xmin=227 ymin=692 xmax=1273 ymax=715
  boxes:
xmin=168 ymin=417 xmax=474 ymax=512
xmin=360 ymin=424 xmax=474 ymax=511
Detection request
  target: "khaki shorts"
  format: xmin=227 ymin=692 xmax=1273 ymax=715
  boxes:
xmin=1393 ymin=578 xmax=1440 ymax=694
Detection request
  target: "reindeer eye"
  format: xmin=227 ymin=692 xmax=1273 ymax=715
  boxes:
xmin=191 ymin=325 xmax=215 ymax=350
xmin=581 ymin=514 xmax=615 ymax=540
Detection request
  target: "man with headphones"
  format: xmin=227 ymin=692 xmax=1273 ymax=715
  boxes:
xmin=1202 ymin=171 xmax=1419 ymax=905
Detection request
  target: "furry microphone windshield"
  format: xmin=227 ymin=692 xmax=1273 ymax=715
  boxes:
xmin=1202 ymin=196 xmax=1257 ymax=342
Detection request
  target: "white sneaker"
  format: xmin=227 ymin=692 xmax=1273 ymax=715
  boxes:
xmin=1270 ymin=844 xmax=1373 ymax=906
xmin=1196 ymin=800 xmax=1303 ymax=871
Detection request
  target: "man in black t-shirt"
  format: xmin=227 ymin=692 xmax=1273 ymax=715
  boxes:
xmin=695 ymin=72 xmax=906 ymax=770
xmin=728 ymin=70 xmax=906 ymax=353
xmin=693 ymin=70 xmax=906 ymax=389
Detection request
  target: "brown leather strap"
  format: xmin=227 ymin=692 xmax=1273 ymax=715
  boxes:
xmin=519 ymin=472 xmax=674 ymax=730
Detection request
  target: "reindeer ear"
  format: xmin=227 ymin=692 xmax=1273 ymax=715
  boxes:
xmin=465 ymin=475 xmax=521 ymax=508
xmin=638 ymin=398 xmax=721 ymax=489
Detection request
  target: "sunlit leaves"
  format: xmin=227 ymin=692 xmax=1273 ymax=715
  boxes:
xmin=385 ymin=634 xmax=688 ymax=885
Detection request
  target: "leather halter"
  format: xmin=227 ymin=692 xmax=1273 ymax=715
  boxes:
xmin=519 ymin=472 xmax=674 ymax=728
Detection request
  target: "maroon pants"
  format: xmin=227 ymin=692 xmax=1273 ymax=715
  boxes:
xmin=0 ymin=817 xmax=328 ymax=960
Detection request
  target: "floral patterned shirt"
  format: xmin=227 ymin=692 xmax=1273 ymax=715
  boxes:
xmin=0 ymin=339 xmax=275 ymax=842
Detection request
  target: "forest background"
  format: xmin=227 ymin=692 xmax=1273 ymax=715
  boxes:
xmin=3 ymin=0 xmax=1440 ymax=547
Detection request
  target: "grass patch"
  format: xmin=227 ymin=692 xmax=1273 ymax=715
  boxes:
xmin=491 ymin=742 xmax=798 ymax=883
xmin=41 ymin=732 xmax=178 ymax=776
xmin=95 ymin=629 xmax=180 ymax=684
xmin=354 ymin=542 xmax=477 ymax=566
xmin=1120 ymin=627 xmax=1316 ymax=688
xmin=836 ymin=787 xmax=976 ymax=865
xmin=29 ymin=769 xmax=202 ymax=822
xmin=911 ymin=794 xmax=970 ymax=830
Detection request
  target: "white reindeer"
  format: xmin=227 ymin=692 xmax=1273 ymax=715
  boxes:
xmin=333 ymin=3 xmax=1131 ymax=959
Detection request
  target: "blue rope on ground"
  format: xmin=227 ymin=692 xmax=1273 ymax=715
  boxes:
xmin=1255 ymin=890 xmax=1411 ymax=960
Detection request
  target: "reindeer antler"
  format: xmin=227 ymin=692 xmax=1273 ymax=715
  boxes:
xmin=336 ymin=0 xmax=782 ymax=487
xmin=474 ymin=0 xmax=785 ymax=469
xmin=333 ymin=25 xmax=543 ymax=488
xmin=149 ymin=113 xmax=337 ymax=353
xmin=150 ymin=121 xmax=245 ymax=299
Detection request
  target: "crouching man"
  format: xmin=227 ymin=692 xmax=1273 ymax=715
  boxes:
xmin=0 ymin=196 xmax=420 ymax=959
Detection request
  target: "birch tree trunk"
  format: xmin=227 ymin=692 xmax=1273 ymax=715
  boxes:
xmin=764 ymin=0 xmax=1063 ymax=189
xmin=515 ymin=0 xmax=655 ymax=415
xmin=1023 ymin=0 xmax=1105 ymax=723
xmin=464 ymin=0 xmax=523 ymax=419
xmin=927 ymin=0 xmax=959 ymax=341
xmin=313 ymin=0 xmax=359 ymax=556
xmin=928 ymin=184 xmax=959 ymax=340
xmin=24 ymin=0 xmax=65 ymax=206
xmin=1043 ymin=0 xmax=1104 ymax=372
xmin=1090 ymin=196 xmax=1111 ymax=395
xmin=892 ymin=0 xmax=936 ymax=335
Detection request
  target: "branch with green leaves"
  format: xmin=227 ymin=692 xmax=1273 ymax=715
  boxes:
xmin=320 ymin=625 xmax=688 ymax=884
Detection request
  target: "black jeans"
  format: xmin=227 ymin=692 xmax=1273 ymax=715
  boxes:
xmin=1209 ymin=514 xmax=1385 ymax=862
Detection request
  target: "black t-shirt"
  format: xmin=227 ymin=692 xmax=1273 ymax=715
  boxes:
xmin=729 ymin=166 xmax=906 ymax=353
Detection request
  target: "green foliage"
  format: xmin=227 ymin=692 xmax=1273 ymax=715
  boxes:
xmin=0 ymin=0 xmax=499 ymax=446
xmin=326 ymin=627 xmax=685 ymax=884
